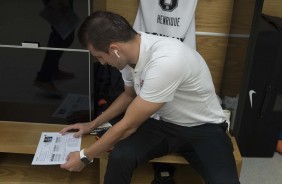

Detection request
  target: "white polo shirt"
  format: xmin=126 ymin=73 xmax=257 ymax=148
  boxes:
xmin=120 ymin=32 xmax=226 ymax=127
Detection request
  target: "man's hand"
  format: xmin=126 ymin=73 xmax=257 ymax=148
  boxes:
xmin=60 ymin=151 xmax=86 ymax=172
xmin=60 ymin=122 xmax=93 ymax=138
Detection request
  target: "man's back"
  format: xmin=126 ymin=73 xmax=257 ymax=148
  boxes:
xmin=122 ymin=32 xmax=226 ymax=126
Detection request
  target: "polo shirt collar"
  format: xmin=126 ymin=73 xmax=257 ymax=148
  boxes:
xmin=133 ymin=32 xmax=150 ymax=75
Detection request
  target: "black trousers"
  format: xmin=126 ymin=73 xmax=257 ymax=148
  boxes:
xmin=104 ymin=118 xmax=240 ymax=184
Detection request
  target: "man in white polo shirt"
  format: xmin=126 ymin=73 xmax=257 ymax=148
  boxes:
xmin=60 ymin=11 xmax=240 ymax=184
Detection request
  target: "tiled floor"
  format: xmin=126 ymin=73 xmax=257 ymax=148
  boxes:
xmin=240 ymin=152 xmax=282 ymax=184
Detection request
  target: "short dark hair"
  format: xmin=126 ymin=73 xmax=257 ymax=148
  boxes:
xmin=78 ymin=11 xmax=138 ymax=53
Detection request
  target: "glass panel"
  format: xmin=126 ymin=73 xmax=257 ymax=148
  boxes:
xmin=0 ymin=0 xmax=89 ymax=49
xmin=0 ymin=47 xmax=90 ymax=124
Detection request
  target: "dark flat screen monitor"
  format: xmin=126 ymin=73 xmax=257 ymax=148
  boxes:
xmin=0 ymin=0 xmax=90 ymax=49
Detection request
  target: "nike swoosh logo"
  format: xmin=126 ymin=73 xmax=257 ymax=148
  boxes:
xmin=249 ymin=90 xmax=256 ymax=109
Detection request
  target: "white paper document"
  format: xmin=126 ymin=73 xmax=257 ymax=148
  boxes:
xmin=32 ymin=132 xmax=81 ymax=165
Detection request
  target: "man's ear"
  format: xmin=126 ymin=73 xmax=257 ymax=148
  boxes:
xmin=109 ymin=44 xmax=119 ymax=52
xmin=109 ymin=44 xmax=120 ymax=58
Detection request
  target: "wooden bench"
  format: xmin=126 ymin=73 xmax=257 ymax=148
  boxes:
xmin=0 ymin=121 xmax=99 ymax=184
xmin=0 ymin=121 xmax=242 ymax=184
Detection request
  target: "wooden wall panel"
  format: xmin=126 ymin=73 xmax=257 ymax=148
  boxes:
xmin=230 ymin=0 xmax=256 ymax=35
xmin=221 ymin=38 xmax=249 ymax=96
xmin=93 ymin=0 xmax=106 ymax=11
xmin=196 ymin=36 xmax=229 ymax=94
xmin=221 ymin=0 xmax=256 ymax=97
xmin=263 ymin=0 xmax=282 ymax=18
xmin=196 ymin=0 xmax=233 ymax=33
xmin=106 ymin=0 xmax=139 ymax=25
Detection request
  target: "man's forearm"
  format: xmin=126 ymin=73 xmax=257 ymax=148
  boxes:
xmin=91 ymin=91 xmax=135 ymax=128
xmin=84 ymin=96 xmax=164 ymax=160
xmin=84 ymin=121 xmax=132 ymax=159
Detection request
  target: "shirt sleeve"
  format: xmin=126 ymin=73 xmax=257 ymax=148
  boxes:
xmin=120 ymin=65 xmax=134 ymax=87
xmin=139 ymin=57 xmax=188 ymax=103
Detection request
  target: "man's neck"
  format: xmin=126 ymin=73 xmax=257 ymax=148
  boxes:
xmin=125 ymin=34 xmax=141 ymax=67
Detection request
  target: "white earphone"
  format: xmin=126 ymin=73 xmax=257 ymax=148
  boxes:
xmin=114 ymin=50 xmax=120 ymax=58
